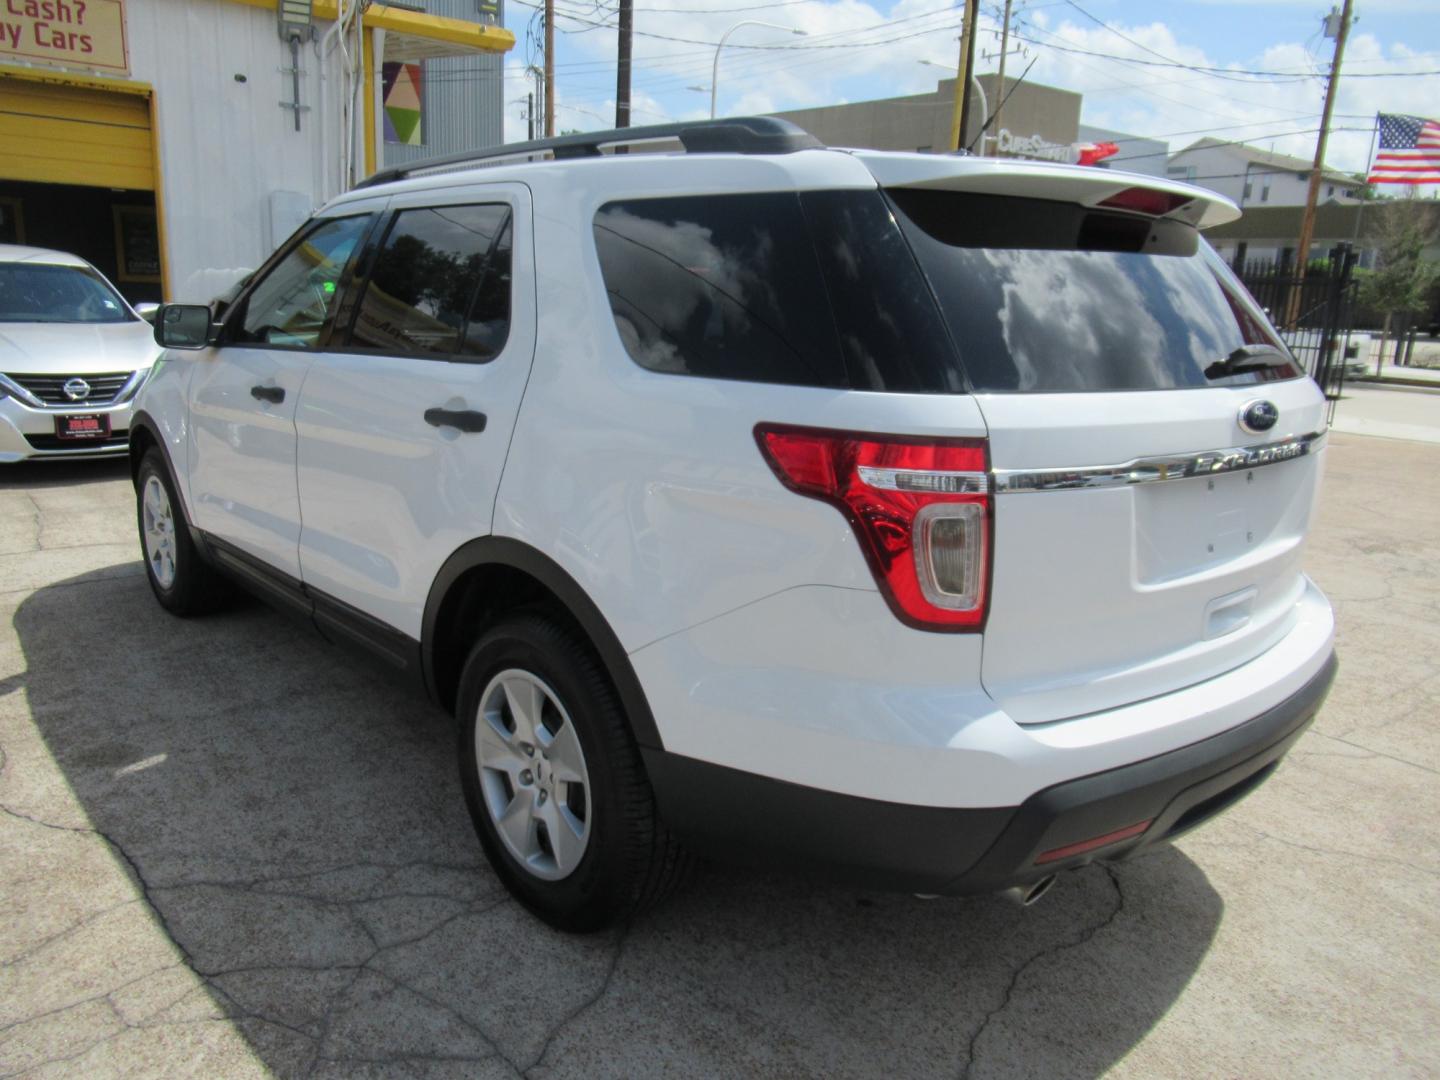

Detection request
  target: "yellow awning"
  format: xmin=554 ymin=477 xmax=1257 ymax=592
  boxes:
xmin=223 ymin=1 xmax=515 ymax=56
xmin=366 ymin=5 xmax=514 ymax=60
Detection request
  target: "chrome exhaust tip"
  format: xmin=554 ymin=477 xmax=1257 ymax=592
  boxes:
xmin=1001 ymin=874 xmax=1057 ymax=907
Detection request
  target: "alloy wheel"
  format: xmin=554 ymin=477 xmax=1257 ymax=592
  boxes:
xmin=141 ymin=475 xmax=177 ymax=589
xmin=474 ymin=668 xmax=593 ymax=881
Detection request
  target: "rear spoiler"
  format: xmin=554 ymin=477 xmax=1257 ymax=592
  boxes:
xmin=850 ymin=151 xmax=1240 ymax=230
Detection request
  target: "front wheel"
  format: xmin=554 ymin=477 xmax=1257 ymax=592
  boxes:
xmin=135 ymin=449 xmax=233 ymax=615
xmin=456 ymin=613 xmax=689 ymax=932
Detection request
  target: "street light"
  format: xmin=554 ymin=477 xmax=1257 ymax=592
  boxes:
xmin=711 ymin=21 xmax=807 ymax=119
xmin=918 ymin=58 xmax=989 ymax=152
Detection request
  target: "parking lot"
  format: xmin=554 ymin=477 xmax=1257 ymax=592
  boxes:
xmin=1 ymin=427 xmax=1437 ymax=1079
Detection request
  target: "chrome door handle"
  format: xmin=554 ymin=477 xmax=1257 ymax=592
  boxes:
xmin=424 ymin=407 xmax=487 ymax=434
xmin=250 ymin=385 xmax=285 ymax=404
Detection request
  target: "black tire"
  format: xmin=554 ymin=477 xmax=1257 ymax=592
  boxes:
xmin=456 ymin=612 xmax=689 ymax=932
xmin=135 ymin=449 xmax=234 ymax=615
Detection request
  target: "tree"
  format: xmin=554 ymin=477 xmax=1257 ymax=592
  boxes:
xmin=1359 ymin=199 xmax=1440 ymax=369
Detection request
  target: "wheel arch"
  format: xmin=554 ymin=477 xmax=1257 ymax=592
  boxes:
xmin=423 ymin=537 xmax=663 ymax=750
xmin=128 ymin=410 xmax=194 ymax=527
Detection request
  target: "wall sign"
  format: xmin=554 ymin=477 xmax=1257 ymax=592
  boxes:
xmin=996 ymin=129 xmax=1074 ymax=163
xmin=0 ymin=0 xmax=129 ymax=75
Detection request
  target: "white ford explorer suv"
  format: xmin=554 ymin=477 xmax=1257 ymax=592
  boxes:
xmin=131 ymin=118 xmax=1337 ymax=931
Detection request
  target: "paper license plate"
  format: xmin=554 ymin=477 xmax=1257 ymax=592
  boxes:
xmin=55 ymin=413 xmax=111 ymax=441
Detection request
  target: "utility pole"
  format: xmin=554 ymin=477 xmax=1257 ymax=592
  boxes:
xmin=949 ymin=0 xmax=979 ymax=152
xmin=530 ymin=67 xmax=545 ymax=138
xmin=1287 ymin=0 xmax=1353 ymax=327
xmin=989 ymin=0 xmax=1014 ymax=155
xmin=528 ymin=91 xmax=535 ymax=140
xmin=544 ymin=0 xmax=555 ymax=137
xmin=616 ymin=0 xmax=633 ymax=127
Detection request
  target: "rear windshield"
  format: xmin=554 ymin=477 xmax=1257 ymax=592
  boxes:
xmin=0 ymin=263 xmax=134 ymax=324
xmin=888 ymin=189 xmax=1299 ymax=392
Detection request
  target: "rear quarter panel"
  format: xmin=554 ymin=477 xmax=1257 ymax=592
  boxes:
xmin=492 ymin=158 xmax=991 ymax=653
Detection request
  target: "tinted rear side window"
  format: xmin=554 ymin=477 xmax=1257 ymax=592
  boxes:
xmin=593 ymin=194 xmax=847 ymax=388
xmin=347 ymin=203 xmax=512 ymax=361
xmin=888 ymin=189 xmax=1299 ymax=392
xmin=801 ymin=189 xmax=962 ymax=394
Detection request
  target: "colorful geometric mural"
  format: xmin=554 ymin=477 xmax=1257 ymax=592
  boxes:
xmin=382 ymin=62 xmax=424 ymax=146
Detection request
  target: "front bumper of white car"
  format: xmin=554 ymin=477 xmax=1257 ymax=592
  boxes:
xmin=0 ymin=373 xmax=145 ymax=462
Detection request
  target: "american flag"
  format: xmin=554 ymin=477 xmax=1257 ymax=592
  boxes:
xmin=1366 ymin=114 xmax=1440 ymax=184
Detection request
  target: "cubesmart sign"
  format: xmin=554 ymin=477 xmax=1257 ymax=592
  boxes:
xmin=1 ymin=0 xmax=129 ymax=74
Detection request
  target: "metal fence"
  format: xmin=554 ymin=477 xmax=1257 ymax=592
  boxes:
xmin=1237 ymin=243 xmax=1359 ymax=422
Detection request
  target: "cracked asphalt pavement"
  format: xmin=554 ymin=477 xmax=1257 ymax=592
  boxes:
xmin=2 ymin=431 xmax=1438 ymax=1078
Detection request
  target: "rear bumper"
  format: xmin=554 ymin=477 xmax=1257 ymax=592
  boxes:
xmin=645 ymin=650 xmax=1336 ymax=895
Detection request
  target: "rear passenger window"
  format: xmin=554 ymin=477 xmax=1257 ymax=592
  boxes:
xmin=347 ymin=204 xmax=512 ymax=360
xmin=593 ymin=194 xmax=847 ymax=388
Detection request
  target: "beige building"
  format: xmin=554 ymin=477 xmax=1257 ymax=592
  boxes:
xmin=769 ymin=75 xmax=1081 ymax=157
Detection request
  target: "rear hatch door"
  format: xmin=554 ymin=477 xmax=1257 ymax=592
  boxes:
xmin=884 ymin=176 xmax=1328 ymax=725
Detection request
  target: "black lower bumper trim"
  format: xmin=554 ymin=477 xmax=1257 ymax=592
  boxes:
xmin=644 ymin=651 xmax=1337 ymax=895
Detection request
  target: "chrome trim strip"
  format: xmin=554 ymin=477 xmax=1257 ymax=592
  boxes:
xmin=0 ymin=372 xmax=46 ymax=409
xmin=113 ymin=369 xmax=148 ymax=404
xmin=857 ymin=466 xmax=988 ymax=494
xmin=994 ymin=431 xmax=1327 ymax=493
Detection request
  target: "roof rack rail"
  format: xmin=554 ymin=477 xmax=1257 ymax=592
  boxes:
xmin=354 ymin=116 xmax=822 ymax=189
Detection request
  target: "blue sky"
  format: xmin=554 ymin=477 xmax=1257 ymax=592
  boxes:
xmin=495 ymin=0 xmax=1440 ymax=180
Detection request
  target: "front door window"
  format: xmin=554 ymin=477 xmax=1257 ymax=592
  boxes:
xmin=235 ymin=216 xmax=371 ymax=347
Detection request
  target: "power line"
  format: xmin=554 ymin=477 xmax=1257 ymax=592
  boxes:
xmin=1060 ymin=0 xmax=1193 ymax=68
xmin=1090 ymin=115 xmax=1376 ymax=147
xmin=1010 ymin=29 xmax=1440 ymax=80
xmin=1013 ymin=17 xmax=1296 ymax=125
xmin=515 ymin=0 xmax=966 ymax=51
xmin=1106 ymin=125 xmax=1372 ymax=163
xmin=511 ymin=0 xmax=968 ymax=100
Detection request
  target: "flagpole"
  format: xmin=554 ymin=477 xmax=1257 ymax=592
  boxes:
xmin=1353 ymin=112 xmax=1381 ymax=249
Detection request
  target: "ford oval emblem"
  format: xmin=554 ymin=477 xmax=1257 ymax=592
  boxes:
xmin=63 ymin=377 xmax=92 ymax=402
xmin=1239 ymin=400 xmax=1278 ymax=435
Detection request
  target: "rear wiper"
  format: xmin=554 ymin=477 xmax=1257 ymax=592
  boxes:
xmin=1205 ymin=343 xmax=1291 ymax=380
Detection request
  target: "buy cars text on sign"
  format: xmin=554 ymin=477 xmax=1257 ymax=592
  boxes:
xmin=2 ymin=0 xmax=128 ymax=74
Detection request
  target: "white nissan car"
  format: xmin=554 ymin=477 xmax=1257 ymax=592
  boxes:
xmin=131 ymin=119 xmax=1337 ymax=931
xmin=0 ymin=245 xmax=159 ymax=462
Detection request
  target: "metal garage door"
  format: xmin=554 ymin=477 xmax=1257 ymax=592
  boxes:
xmin=0 ymin=75 xmax=154 ymax=191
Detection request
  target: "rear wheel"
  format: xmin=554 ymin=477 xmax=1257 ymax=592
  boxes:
xmin=136 ymin=449 xmax=233 ymax=615
xmin=456 ymin=613 xmax=688 ymax=931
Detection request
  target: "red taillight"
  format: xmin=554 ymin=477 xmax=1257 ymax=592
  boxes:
xmin=1096 ymin=187 xmax=1192 ymax=217
xmin=755 ymin=425 xmax=990 ymax=632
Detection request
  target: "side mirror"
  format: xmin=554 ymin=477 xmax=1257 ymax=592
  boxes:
xmin=154 ymin=304 xmax=215 ymax=349
xmin=134 ymin=301 xmax=161 ymax=323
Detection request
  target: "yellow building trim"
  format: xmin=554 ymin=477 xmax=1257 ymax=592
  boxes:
xmin=364 ymin=5 xmax=514 ymax=55
xmin=147 ymin=93 xmax=172 ymax=299
xmin=362 ymin=29 xmax=376 ymax=176
xmin=0 ymin=62 xmax=153 ymax=97
xmin=225 ymin=0 xmax=342 ymax=17
xmin=219 ymin=0 xmax=514 ymax=53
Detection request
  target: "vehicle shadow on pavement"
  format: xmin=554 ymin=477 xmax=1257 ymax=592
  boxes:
xmin=10 ymin=566 xmax=1223 ymax=1078
xmin=0 ymin=458 xmax=132 ymax=491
